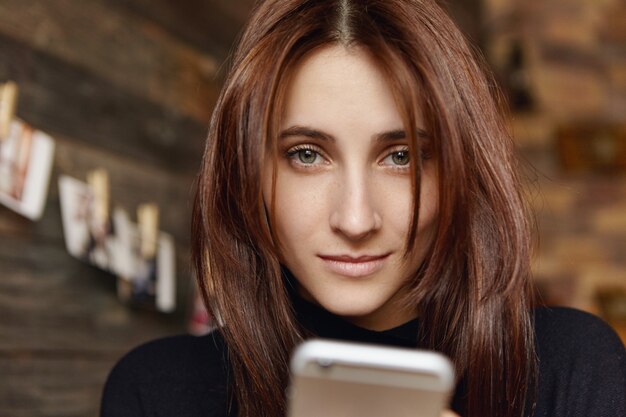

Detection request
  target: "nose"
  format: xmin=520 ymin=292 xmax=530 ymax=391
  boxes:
xmin=329 ymin=171 xmax=382 ymax=241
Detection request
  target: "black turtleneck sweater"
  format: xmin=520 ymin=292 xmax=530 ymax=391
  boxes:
xmin=101 ymin=296 xmax=626 ymax=417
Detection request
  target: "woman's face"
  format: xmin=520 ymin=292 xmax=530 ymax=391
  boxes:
xmin=263 ymin=45 xmax=438 ymax=331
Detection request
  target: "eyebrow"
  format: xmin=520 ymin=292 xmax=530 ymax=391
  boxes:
xmin=278 ymin=125 xmax=429 ymax=142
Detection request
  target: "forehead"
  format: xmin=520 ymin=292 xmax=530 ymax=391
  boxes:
xmin=280 ymin=45 xmax=407 ymax=132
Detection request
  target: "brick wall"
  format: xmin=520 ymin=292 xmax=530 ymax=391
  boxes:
xmin=485 ymin=0 xmax=626 ymax=340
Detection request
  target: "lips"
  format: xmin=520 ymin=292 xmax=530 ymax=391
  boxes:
xmin=318 ymin=253 xmax=389 ymax=277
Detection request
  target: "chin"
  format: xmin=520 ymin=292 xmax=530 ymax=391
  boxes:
xmin=316 ymin=293 xmax=384 ymax=319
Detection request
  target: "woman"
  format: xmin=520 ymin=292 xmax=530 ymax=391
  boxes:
xmin=101 ymin=1 xmax=626 ymax=416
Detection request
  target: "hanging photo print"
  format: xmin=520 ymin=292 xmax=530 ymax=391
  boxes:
xmin=59 ymin=174 xmax=176 ymax=312
xmin=0 ymin=81 xmax=18 ymax=139
xmin=112 ymin=206 xmax=176 ymax=313
xmin=0 ymin=119 xmax=55 ymax=220
xmin=58 ymin=172 xmax=116 ymax=272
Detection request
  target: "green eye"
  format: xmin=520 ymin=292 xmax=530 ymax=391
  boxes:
xmin=286 ymin=146 xmax=323 ymax=166
xmin=391 ymin=150 xmax=410 ymax=166
xmin=298 ymin=149 xmax=318 ymax=164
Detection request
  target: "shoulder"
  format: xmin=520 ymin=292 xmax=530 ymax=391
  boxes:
xmin=100 ymin=330 xmax=231 ymax=417
xmin=111 ymin=331 xmax=228 ymax=380
xmin=533 ymin=306 xmax=625 ymax=359
xmin=531 ymin=306 xmax=626 ymax=417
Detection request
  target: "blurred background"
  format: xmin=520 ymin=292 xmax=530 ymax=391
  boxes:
xmin=0 ymin=0 xmax=624 ymax=416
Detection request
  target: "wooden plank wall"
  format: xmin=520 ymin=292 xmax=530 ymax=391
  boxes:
xmin=0 ymin=1 xmax=250 ymax=416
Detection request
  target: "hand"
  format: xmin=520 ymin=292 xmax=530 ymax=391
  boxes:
xmin=441 ymin=410 xmax=460 ymax=417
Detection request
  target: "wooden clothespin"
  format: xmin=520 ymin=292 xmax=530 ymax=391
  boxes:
xmin=0 ymin=81 xmax=19 ymax=141
xmin=86 ymin=169 xmax=110 ymax=228
xmin=138 ymin=203 xmax=159 ymax=260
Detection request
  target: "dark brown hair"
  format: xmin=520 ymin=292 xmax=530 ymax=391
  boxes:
xmin=192 ymin=1 xmax=537 ymax=416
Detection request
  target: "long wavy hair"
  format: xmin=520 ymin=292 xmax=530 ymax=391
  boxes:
xmin=192 ymin=1 xmax=537 ymax=416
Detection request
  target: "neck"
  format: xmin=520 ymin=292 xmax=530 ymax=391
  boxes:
xmin=290 ymin=285 xmax=421 ymax=348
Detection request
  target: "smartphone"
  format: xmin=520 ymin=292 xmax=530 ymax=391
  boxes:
xmin=287 ymin=339 xmax=455 ymax=417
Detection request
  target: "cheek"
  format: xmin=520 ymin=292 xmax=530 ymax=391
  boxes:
xmin=265 ymin=173 xmax=330 ymax=249
xmin=410 ymin=174 xmax=439 ymax=270
xmin=376 ymin=170 xmax=438 ymax=245
xmin=416 ymin=173 xmax=439 ymax=230
xmin=374 ymin=177 xmax=413 ymax=230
